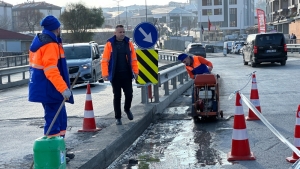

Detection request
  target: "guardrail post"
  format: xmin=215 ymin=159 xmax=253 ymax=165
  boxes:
xmin=22 ymin=71 xmax=26 ymax=79
xmin=179 ymin=74 xmax=184 ymax=84
xmin=164 ymin=81 xmax=169 ymax=95
xmin=154 ymin=84 xmax=159 ymax=103
xmin=20 ymin=56 xmax=23 ymax=66
xmin=8 ymin=74 xmax=11 ymax=82
xmin=6 ymin=57 xmax=9 ymax=67
xmin=185 ymin=72 xmax=189 ymax=81
xmin=155 ymin=73 xmax=160 ymax=103
xmin=172 ymin=77 xmax=177 ymax=89
xmin=141 ymin=85 xmax=148 ymax=104
xmin=0 ymin=75 xmax=2 ymax=84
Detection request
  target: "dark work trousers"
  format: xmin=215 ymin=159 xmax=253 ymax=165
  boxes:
xmin=42 ymin=102 xmax=67 ymax=137
xmin=111 ymin=71 xmax=133 ymax=119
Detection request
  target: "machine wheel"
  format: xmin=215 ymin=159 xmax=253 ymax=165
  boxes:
xmin=219 ymin=110 xmax=223 ymax=118
xmin=193 ymin=116 xmax=200 ymax=123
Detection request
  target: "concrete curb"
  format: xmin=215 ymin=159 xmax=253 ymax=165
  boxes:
xmin=67 ymin=80 xmax=193 ymax=169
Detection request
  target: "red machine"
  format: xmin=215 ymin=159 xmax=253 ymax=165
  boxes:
xmin=191 ymin=74 xmax=223 ymax=121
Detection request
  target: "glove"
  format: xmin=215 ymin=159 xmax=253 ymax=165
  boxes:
xmin=62 ymin=88 xmax=72 ymax=100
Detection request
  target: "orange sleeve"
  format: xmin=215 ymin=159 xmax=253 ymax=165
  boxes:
xmin=129 ymin=42 xmax=139 ymax=74
xmin=198 ymin=56 xmax=213 ymax=68
xmin=41 ymin=43 xmax=68 ymax=93
xmin=186 ymin=67 xmax=194 ymax=79
xmin=101 ymin=42 xmax=112 ymax=77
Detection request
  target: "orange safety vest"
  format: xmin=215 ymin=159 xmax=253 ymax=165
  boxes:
xmin=185 ymin=56 xmax=213 ymax=79
xmin=101 ymin=36 xmax=138 ymax=81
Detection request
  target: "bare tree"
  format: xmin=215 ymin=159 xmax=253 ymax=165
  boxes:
xmin=16 ymin=9 xmax=44 ymax=33
xmin=0 ymin=16 xmax=12 ymax=30
xmin=60 ymin=2 xmax=105 ymax=42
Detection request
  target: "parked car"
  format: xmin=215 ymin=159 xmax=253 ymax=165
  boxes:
xmin=242 ymin=32 xmax=287 ymax=67
xmin=226 ymin=41 xmax=234 ymax=53
xmin=233 ymin=44 xmax=243 ymax=54
xmin=185 ymin=43 xmax=206 ymax=58
xmin=239 ymin=46 xmax=244 ymax=55
xmin=205 ymin=44 xmax=214 ymax=53
xmin=63 ymin=41 xmax=103 ymax=84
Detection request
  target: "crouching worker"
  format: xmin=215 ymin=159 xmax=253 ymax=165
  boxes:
xmin=177 ymin=53 xmax=213 ymax=77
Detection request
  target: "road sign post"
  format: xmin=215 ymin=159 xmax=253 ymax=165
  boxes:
xmin=133 ymin=22 xmax=159 ymax=103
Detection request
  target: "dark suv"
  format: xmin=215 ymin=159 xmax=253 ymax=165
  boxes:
xmin=242 ymin=33 xmax=287 ymax=67
xmin=185 ymin=43 xmax=206 ymax=58
xmin=205 ymin=44 xmax=214 ymax=53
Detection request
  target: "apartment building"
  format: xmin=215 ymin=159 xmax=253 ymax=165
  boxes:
xmin=0 ymin=1 xmax=13 ymax=30
xmin=197 ymin=0 xmax=255 ymax=35
xmin=12 ymin=1 xmax=61 ymax=32
xmin=266 ymin=0 xmax=300 ymax=37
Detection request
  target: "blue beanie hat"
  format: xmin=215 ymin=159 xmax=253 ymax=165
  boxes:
xmin=40 ymin=15 xmax=60 ymax=31
xmin=178 ymin=53 xmax=188 ymax=62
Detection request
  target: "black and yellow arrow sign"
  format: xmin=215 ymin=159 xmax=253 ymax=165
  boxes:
xmin=136 ymin=49 xmax=158 ymax=85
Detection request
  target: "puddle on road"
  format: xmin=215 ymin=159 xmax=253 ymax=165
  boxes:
xmin=108 ymin=106 xmax=233 ymax=169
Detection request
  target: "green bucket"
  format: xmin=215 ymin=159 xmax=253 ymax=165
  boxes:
xmin=33 ymin=136 xmax=66 ymax=169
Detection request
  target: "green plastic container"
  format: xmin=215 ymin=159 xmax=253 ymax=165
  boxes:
xmin=33 ymin=136 xmax=66 ymax=169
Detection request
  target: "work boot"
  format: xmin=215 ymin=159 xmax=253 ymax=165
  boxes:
xmin=66 ymin=152 xmax=75 ymax=159
xmin=116 ymin=119 xmax=122 ymax=125
xmin=125 ymin=110 xmax=134 ymax=120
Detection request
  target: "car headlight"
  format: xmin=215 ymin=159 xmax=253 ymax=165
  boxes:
xmin=81 ymin=63 xmax=91 ymax=69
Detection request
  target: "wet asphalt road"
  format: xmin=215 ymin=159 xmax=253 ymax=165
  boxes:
xmin=107 ymin=53 xmax=300 ymax=169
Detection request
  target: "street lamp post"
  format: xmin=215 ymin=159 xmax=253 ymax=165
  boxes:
xmin=113 ymin=0 xmax=123 ymax=24
xmin=240 ymin=10 xmax=242 ymax=35
xmin=145 ymin=0 xmax=147 ymax=22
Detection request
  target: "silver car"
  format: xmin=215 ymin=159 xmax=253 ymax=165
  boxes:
xmin=64 ymin=41 xmax=103 ymax=84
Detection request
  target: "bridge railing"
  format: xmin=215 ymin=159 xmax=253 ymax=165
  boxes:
xmin=0 ymin=50 xmax=190 ymax=104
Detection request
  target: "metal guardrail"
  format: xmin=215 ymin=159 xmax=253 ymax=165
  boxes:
xmin=140 ymin=63 xmax=188 ymax=104
xmin=0 ymin=51 xmax=189 ymax=103
xmin=287 ymin=44 xmax=300 ymax=53
xmin=0 ymin=55 xmax=29 ymax=68
xmin=0 ymin=65 xmax=30 ymax=90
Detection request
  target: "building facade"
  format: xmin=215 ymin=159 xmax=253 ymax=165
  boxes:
xmin=266 ymin=0 xmax=300 ymax=38
xmin=197 ymin=0 xmax=255 ymax=35
xmin=0 ymin=1 xmax=13 ymax=30
xmin=12 ymin=1 xmax=61 ymax=32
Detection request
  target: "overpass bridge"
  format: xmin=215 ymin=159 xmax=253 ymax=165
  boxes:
xmin=1 ymin=47 xmax=300 ymax=168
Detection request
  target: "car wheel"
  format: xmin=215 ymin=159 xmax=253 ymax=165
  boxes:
xmin=280 ymin=60 xmax=286 ymax=66
xmin=251 ymin=58 xmax=257 ymax=67
xmin=243 ymin=55 xmax=248 ymax=65
xmin=90 ymin=72 xmax=97 ymax=87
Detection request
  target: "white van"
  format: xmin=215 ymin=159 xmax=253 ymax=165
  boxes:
xmin=227 ymin=41 xmax=234 ymax=53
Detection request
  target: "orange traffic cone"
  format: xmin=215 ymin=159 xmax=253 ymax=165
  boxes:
xmin=286 ymin=105 xmax=300 ymax=163
xmin=78 ymin=83 xmax=101 ymax=132
xmin=246 ymin=73 xmax=261 ymax=121
xmin=227 ymin=92 xmax=255 ymax=161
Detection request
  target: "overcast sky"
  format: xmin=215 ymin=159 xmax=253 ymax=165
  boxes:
xmin=8 ymin=0 xmax=189 ymax=8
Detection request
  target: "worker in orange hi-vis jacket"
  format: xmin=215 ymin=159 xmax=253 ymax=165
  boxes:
xmin=101 ymin=24 xmax=139 ymax=125
xmin=178 ymin=53 xmax=213 ymax=79
xmin=28 ymin=15 xmax=74 ymax=162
